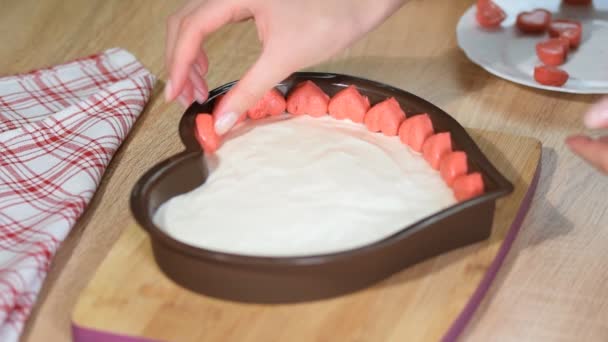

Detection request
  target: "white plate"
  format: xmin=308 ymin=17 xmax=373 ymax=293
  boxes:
xmin=457 ymin=0 xmax=608 ymax=94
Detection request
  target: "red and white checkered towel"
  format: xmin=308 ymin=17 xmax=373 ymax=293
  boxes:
xmin=0 ymin=48 xmax=155 ymax=341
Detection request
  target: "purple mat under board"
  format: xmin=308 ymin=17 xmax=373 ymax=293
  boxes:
xmin=441 ymin=159 xmax=541 ymax=342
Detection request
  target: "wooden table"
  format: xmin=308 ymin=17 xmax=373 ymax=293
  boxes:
xmin=1 ymin=0 xmax=606 ymax=341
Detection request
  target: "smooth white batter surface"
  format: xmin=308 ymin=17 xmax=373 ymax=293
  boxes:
xmin=153 ymin=115 xmax=456 ymax=257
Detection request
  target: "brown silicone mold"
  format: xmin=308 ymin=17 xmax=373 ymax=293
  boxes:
xmin=130 ymin=72 xmax=513 ymax=303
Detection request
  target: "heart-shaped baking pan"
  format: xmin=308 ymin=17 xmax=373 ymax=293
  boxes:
xmin=130 ymin=72 xmax=514 ymax=303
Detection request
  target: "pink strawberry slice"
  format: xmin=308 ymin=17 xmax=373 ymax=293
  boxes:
xmin=452 ymin=173 xmax=485 ymax=202
xmin=286 ymin=81 xmax=330 ymax=117
xmin=476 ymin=0 xmax=506 ymax=28
xmin=422 ymin=132 xmax=453 ymax=170
xmin=398 ymin=113 xmax=434 ymax=152
xmin=549 ymin=19 xmax=582 ymax=48
xmin=534 ymin=65 xmax=569 ymax=87
xmin=536 ymin=37 xmax=569 ymax=66
xmin=563 ymin=0 xmax=592 ymax=6
xmin=328 ymin=85 xmax=371 ymax=123
xmin=364 ymin=97 xmax=406 ymax=136
xmin=440 ymin=151 xmax=468 ymax=186
xmin=247 ymin=88 xmax=286 ymax=120
xmin=516 ymin=9 xmax=552 ymax=34
xmin=195 ymin=113 xmax=221 ymax=153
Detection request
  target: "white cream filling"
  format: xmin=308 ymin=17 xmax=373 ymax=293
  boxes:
xmin=153 ymin=115 xmax=456 ymax=257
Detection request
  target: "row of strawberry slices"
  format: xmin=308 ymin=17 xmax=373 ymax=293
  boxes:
xmin=195 ymin=81 xmax=485 ymax=202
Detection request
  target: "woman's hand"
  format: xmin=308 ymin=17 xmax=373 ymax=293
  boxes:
xmin=567 ymin=97 xmax=608 ymax=174
xmin=164 ymin=0 xmax=407 ymax=134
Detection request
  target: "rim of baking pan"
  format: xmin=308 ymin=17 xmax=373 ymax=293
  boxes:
xmin=130 ymin=72 xmax=514 ymax=267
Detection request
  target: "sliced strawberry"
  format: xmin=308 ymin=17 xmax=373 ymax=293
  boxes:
xmin=563 ymin=0 xmax=592 ymax=5
xmin=452 ymin=173 xmax=485 ymax=201
xmin=364 ymin=105 xmax=382 ymax=133
xmin=247 ymin=88 xmax=286 ymax=120
xmin=195 ymin=113 xmax=221 ymax=153
xmin=440 ymin=151 xmax=468 ymax=186
xmin=379 ymin=111 xmax=406 ymax=136
xmin=422 ymin=132 xmax=453 ymax=170
xmin=534 ymin=65 xmax=569 ymax=86
xmin=476 ymin=0 xmax=506 ymax=28
xmin=265 ymin=89 xmax=287 ymax=116
xmin=556 ymin=36 xmax=571 ymax=55
xmin=398 ymin=113 xmax=434 ymax=152
xmin=364 ymin=97 xmax=406 ymax=136
xmin=561 ymin=28 xmax=582 ymax=48
xmin=516 ymin=9 xmax=552 ymax=34
xmin=549 ymin=19 xmax=582 ymax=48
xmin=286 ymin=81 xmax=330 ymax=117
xmin=328 ymin=85 xmax=371 ymax=123
xmin=536 ymin=37 xmax=569 ymax=66
xmin=398 ymin=116 xmax=413 ymax=145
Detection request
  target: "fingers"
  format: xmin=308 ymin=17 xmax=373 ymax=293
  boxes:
xmin=166 ymin=1 xmax=211 ymax=106
xmin=177 ymin=81 xmax=195 ymax=108
xmin=165 ymin=0 xmax=202 ymax=67
xmin=166 ymin=0 xmax=238 ymax=102
xmin=189 ymin=65 xmax=208 ymax=103
xmin=584 ymin=97 xmax=608 ymax=129
xmin=212 ymin=49 xmax=293 ymax=135
xmin=566 ymin=135 xmax=608 ymax=174
xmin=194 ymin=52 xmax=209 ymax=78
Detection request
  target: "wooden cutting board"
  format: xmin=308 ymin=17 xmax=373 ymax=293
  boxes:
xmin=71 ymin=129 xmax=541 ymax=342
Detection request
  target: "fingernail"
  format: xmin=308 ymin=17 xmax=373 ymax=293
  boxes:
xmin=214 ymin=112 xmax=239 ymax=135
xmin=164 ymin=80 xmax=173 ymax=102
xmin=584 ymin=107 xmax=608 ymax=129
xmin=194 ymin=88 xmax=207 ymax=104
xmin=178 ymin=94 xmax=190 ymax=108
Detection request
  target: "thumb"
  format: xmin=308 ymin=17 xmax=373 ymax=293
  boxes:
xmin=584 ymin=97 xmax=608 ymax=129
xmin=213 ymin=50 xmax=293 ymax=135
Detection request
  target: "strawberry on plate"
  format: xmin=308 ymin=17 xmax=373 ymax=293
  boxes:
xmin=476 ymin=0 xmax=506 ymax=28
xmin=549 ymin=19 xmax=582 ymax=48
xmin=534 ymin=65 xmax=569 ymax=86
xmin=536 ymin=37 xmax=570 ymax=66
xmin=516 ymin=9 xmax=552 ymax=34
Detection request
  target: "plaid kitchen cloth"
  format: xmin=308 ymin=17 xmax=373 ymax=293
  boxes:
xmin=0 ymin=48 xmax=155 ymax=341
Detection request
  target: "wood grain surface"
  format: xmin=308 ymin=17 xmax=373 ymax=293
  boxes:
xmin=71 ymin=129 xmax=540 ymax=342
xmin=0 ymin=0 xmax=606 ymax=341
